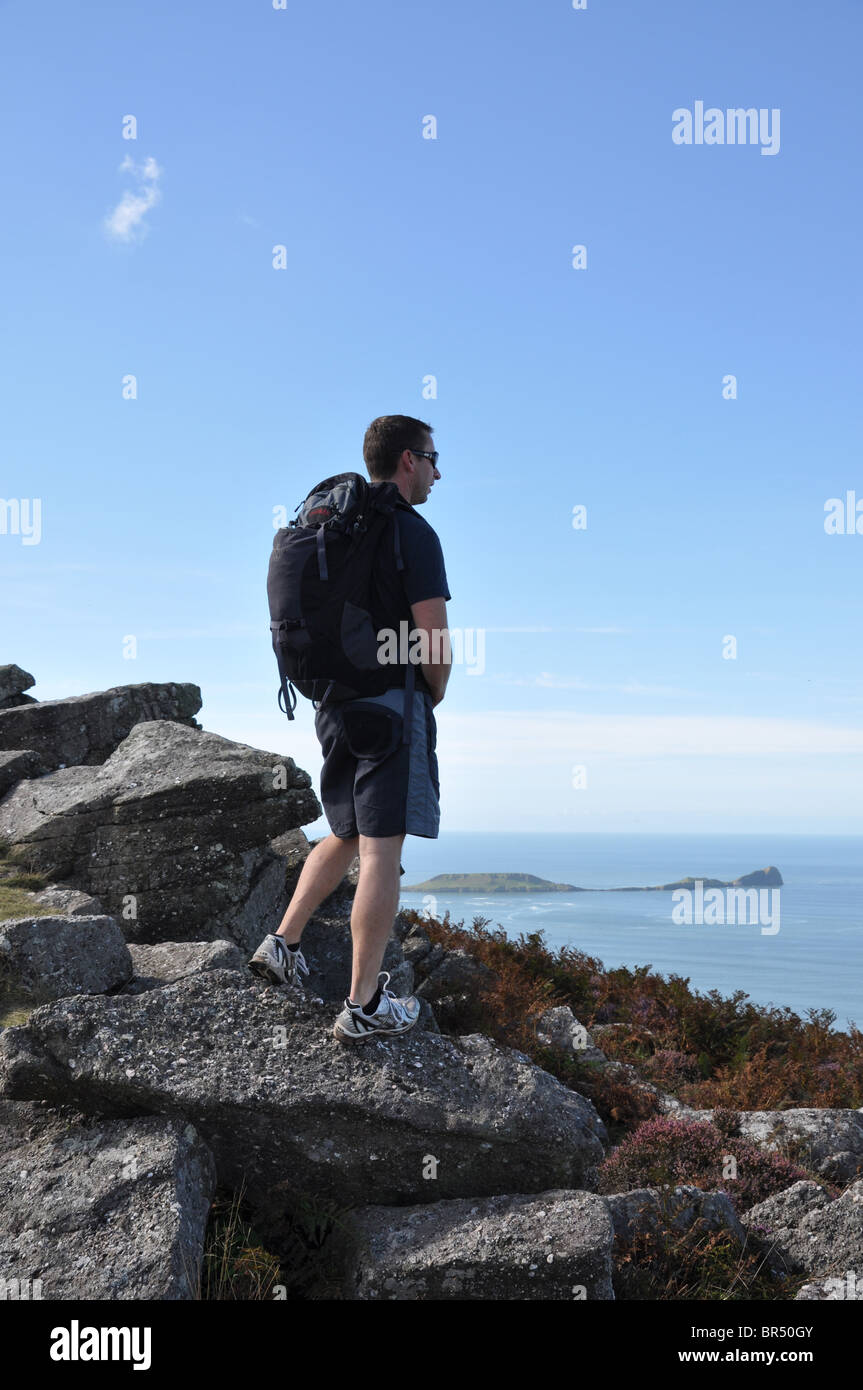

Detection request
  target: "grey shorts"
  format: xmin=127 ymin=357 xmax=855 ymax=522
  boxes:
xmin=314 ymin=687 xmax=440 ymax=840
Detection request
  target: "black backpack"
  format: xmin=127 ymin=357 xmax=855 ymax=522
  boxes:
xmin=267 ymin=471 xmax=417 ymax=736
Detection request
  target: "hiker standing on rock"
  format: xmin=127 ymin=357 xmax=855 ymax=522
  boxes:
xmin=250 ymin=415 xmax=451 ymax=1042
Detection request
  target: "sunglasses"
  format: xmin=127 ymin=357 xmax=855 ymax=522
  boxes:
xmin=410 ymin=449 xmax=439 ymax=466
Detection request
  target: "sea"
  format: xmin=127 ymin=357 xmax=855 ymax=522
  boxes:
xmin=397 ymin=833 xmax=863 ymax=1031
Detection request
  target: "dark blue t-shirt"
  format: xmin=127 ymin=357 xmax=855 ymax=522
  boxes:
xmin=370 ymin=503 xmax=451 ymax=695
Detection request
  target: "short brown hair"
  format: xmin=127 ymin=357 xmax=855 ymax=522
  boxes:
xmin=363 ymin=415 xmax=433 ymax=481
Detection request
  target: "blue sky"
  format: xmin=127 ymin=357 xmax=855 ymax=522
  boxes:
xmin=2 ymin=0 xmax=861 ymax=834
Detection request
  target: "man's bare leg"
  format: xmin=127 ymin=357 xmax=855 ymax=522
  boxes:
xmin=349 ymin=832 xmax=406 ymax=1006
xmin=275 ymin=832 xmax=359 ymax=944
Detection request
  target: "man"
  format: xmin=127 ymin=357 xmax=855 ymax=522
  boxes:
xmin=249 ymin=415 xmax=451 ymax=1042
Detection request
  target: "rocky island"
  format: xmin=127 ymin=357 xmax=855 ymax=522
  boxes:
xmin=401 ymin=872 xmax=580 ymax=893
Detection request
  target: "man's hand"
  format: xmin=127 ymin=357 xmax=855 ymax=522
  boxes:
xmin=410 ymin=596 xmax=451 ymax=707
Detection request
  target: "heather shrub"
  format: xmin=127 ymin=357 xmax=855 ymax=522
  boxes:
xmin=532 ymin=1044 xmax=660 ymax=1137
xmin=598 ymin=1115 xmax=815 ymax=1212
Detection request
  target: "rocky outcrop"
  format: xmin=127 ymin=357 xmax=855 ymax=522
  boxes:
xmin=742 ymin=1179 xmax=863 ymax=1281
xmin=0 ymin=915 xmax=132 ymax=1001
xmin=0 ymin=969 xmax=608 ymax=1211
xmin=0 ymin=1098 xmax=215 ymax=1299
xmin=0 ymin=721 xmax=321 ymax=946
xmin=0 ymin=681 xmax=203 ymax=771
xmin=341 ymin=1189 xmax=614 ymax=1300
xmin=0 ymin=664 xmax=36 ymax=711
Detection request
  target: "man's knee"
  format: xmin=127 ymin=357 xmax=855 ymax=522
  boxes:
xmin=358 ymin=833 xmax=405 ymax=863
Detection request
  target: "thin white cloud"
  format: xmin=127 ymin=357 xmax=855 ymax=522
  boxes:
xmin=104 ymin=155 xmax=162 ymax=242
xmin=436 ymin=710 xmax=863 ymax=763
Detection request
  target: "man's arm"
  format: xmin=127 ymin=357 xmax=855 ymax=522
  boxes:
xmin=410 ymin=596 xmax=451 ymax=707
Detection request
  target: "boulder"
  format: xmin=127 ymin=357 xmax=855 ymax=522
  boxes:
xmin=415 ymin=947 xmax=496 ymax=1002
xmin=604 ymin=1184 xmax=745 ymax=1245
xmin=0 ymin=969 xmax=608 ymax=1211
xmin=0 ymin=720 xmax=321 ymax=946
xmin=0 ymin=681 xmax=203 ymax=772
xmin=536 ymin=1006 xmax=609 ymax=1067
xmin=342 ymin=1189 xmax=614 ymax=1301
xmin=0 ymin=1098 xmax=215 ymax=1300
xmin=0 ymin=915 xmax=132 ymax=1001
xmin=413 ymin=947 xmax=497 ymax=1029
xmin=125 ymin=939 xmax=247 ymax=994
xmin=28 ymin=884 xmax=105 ymax=917
xmin=742 ymin=1178 xmax=863 ymax=1278
xmin=0 ymin=665 xmax=35 ymax=707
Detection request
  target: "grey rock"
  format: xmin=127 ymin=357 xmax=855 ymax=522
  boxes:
xmin=0 ymin=693 xmax=38 ymax=711
xmin=29 ymin=883 xmax=106 ymax=917
xmin=0 ymin=915 xmax=132 ymax=1001
xmin=605 ymin=1184 xmax=746 ymax=1245
xmin=0 ymin=749 xmax=43 ymax=797
xmin=0 ymin=664 xmax=35 ymax=704
xmin=416 ymin=948 xmax=495 ymax=1002
xmin=126 ymin=939 xmax=246 ymax=994
xmin=686 ymin=1107 xmax=863 ymax=1184
xmin=0 ymin=681 xmax=202 ymax=772
xmin=0 ymin=720 xmax=321 ymax=945
xmin=0 ymin=1098 xmax=215 ymax=1300
xmin=343 ymin=1188 xmax=614 ymax=1301
xmin=0 ymin=969 xmax=608 ymax=1210
xmin=536 ymin=1006 xmax=609 ymax=1067
xmin=742 ymin=1178 xmax=863 ymax=1278
xmin=401 ymin=924 xmax=434 ymax=968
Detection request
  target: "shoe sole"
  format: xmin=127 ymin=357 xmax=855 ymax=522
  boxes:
xmin=333 ymin=1017 xmax=420 ymax=1044
xmin=248 ymin=959 xmax=287 ymax=987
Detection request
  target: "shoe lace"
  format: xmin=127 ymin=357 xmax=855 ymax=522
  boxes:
xmin=276 ymin=939 xmax=309 ymax=979
xmin=378 ymin=972 xmax=408 ymax=1021
xmin=290 ymin=949 xmax=310 ymax=979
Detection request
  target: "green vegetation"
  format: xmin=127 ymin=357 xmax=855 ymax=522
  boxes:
xmin=0 ymin=835 xmax=50 ymax=922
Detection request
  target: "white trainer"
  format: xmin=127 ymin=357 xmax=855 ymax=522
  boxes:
xmin=248 ymin=933 xmax=309 ymax=989
xmin=333 ymin=971 xmax=421 ymax=1043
